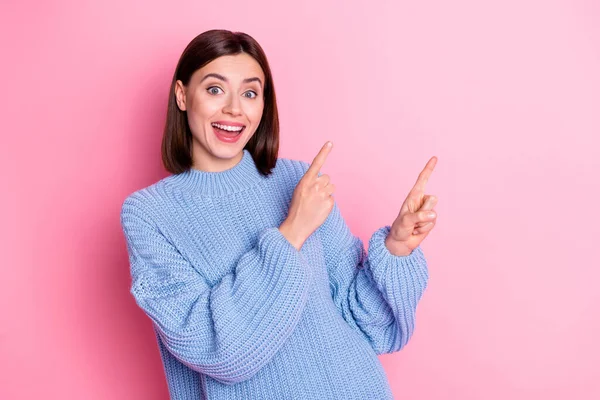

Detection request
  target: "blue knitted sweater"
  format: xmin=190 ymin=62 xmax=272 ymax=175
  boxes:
xmin=120 ymin=149 xmax=429 ymax=400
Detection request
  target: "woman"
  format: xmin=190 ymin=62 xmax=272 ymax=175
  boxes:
xmin=120 ymin=29 xmax=438 ymax=400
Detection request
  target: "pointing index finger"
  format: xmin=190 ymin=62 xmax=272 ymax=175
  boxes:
xmin=306 ymin=141 xmax=333 ymax=179
xmin=411 ymin=156 xmax=437 ymax=194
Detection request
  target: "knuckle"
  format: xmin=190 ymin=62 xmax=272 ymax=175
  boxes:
xmin=316 ymin=175 xmax=329 ymax=185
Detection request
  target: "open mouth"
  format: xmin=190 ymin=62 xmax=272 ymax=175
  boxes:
xmin=211 ymin=122 xmax=246 ymax=136
xmin=211 ymin=122 xmax=246 ymax=143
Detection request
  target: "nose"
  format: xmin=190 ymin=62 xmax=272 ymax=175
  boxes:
xmin=223 ymin=93 xmax=242 ymax=116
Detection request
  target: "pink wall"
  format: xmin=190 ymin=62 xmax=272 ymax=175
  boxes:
xmin=2 ymin=0 xmax=599 ymax=399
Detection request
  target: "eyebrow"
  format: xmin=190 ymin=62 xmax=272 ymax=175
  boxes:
xmin=200 ymin=73 xmax=263 ymax=89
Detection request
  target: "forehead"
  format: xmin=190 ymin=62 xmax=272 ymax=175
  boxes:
xmin=195 ymin=53 xmax=264 ymax=82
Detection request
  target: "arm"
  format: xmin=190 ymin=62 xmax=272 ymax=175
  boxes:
xmin=319 ymin=199 xmax=429 ymax=355
xmin=120 ymin=195 xmax=312 ymax=385
xmin=153 ymin=326 xmax=202 ymax=399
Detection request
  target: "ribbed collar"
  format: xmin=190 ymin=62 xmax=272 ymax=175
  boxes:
xmin=165 ymin=149 xmax=267 ymax=196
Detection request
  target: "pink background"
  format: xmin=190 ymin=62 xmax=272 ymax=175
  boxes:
xmin=2 ymin=0 xmax=599 ymax=399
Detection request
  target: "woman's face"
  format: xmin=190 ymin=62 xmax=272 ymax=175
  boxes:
xmin=175 ymin=53 xmax=265 ymax=172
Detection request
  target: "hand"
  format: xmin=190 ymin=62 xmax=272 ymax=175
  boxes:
xmin=279 ymin=141 xmax=336 ymax=250
xmin=384 ymin=156 xmax=439 ymax=256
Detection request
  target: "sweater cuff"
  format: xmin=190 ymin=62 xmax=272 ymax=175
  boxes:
xmin=366 ymin=225 xmax=428 ymax=290
xmin=256 ymin=226 xmax=314 ymax=286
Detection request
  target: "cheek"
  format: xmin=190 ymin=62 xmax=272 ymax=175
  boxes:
xmin=248 ymin=101 xmax=265 ymax=122
xmin=191 ymin=97 xmax=221 ymax=120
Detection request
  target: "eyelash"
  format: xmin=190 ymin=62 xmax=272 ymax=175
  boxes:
xmin=207 ymin=86 xmax=258 ymax=99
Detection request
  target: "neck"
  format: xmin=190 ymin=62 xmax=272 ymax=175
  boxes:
xmin=192 ymin=149 xmax=244 ymax=173
xmin=165 ymin=149 xmax=266 ymax=196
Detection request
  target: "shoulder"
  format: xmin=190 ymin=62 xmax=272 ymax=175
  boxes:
xmin=120 ymin=178 xmax=171 ymax=227
xmin=274 ymin=156 xmax=310 ymax=181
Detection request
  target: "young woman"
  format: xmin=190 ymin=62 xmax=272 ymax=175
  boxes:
xmin=120 ymin=29 xmax=438 ymax=400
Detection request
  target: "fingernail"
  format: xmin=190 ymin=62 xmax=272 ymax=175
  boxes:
xmin=428 ymin=212 xmax=436 ymax=218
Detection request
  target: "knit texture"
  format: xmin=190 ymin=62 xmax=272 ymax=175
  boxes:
xmin=120 ymin=149 xmax=429 ymax=400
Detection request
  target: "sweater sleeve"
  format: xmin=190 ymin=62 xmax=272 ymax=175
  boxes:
xmin=153 ymin=326 xmax=202 ymax=399
xmin=318 ymin=199 xmax=429 ymax=355
xmin=120 ymin=195 xmax=313 ymax=385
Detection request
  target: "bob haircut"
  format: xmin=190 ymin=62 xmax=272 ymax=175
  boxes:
xmin=161 ymin=29 xmax=279 ymax=176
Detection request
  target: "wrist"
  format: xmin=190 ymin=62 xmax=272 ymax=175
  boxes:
xmin=279 ymin=219 xmax=305 ymax=251
xmin=384 ymin=235 xmax=412 ymax=257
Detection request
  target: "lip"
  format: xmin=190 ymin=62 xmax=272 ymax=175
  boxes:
xmin=213 ymin=125 xmax=244 ymax=143
xmin=212 ymin=120 xmax=245 ymax=127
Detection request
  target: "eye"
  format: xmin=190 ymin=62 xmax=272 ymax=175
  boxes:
xmin=244 ymin=90 xmax=258 ymax=99
xmin=207 ymin=86 xmax=223 ymax=95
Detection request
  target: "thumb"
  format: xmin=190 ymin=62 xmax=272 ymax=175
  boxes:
xmin=404 ymin=210 xmax=436 ymax=227
xmin=419 ymin=195 xmax=438 ymax=211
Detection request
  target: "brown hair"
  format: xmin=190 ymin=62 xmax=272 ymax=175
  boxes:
xmin=161 ymin=29 xmax=279 ymax=176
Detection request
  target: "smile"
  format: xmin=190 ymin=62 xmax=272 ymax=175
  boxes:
xmin=211 ymin=122 xmax=245 ymax=133
xmin=211 ymin=123 xmax=245 ymax=143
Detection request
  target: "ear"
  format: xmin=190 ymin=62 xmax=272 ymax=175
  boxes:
xmin=174 ymin=80 xmax=187 ymax=111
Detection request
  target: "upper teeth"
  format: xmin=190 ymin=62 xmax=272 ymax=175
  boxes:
xmin=212 ymin=123 xmax=244 ymax=132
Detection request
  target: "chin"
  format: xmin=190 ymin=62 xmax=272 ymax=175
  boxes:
xmin=209 ymin=142 xmax=245 ymax=158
